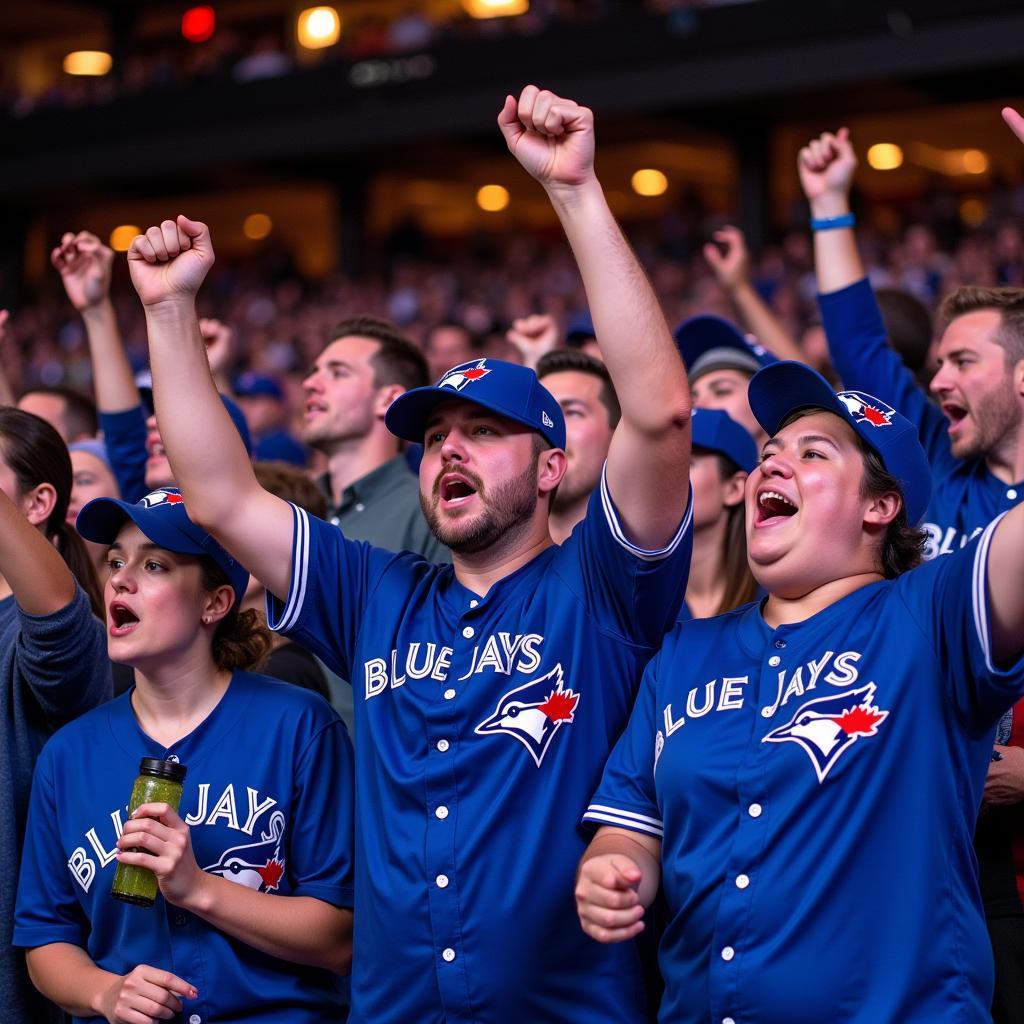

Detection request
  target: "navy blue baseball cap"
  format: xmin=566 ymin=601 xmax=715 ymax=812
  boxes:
xmin=674 ymin=315 xmax=777 ymax=381
xmin=77 ymin=487 xmax=250 ymax=606
xmin=234 ymin=372 xmax=284 ymax=402
xmin=747 ymin=361 xmax=932 ymax=525
xmin=691 ymin=408 xmax=758 ymax=473
xmin=137 ymin=386 xmax=254 ymax=458
xmin=386 ymin=358 xmax=566 ymax=450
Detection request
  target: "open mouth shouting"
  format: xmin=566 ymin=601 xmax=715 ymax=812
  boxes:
xmin=437 ymin=471 xmax=480 ymax=510
xmin=108 ymin=600 xmax=141 ymax=637
xmin=755 ymin=488 xmax=799 ymax=527
xmin=940 ymin=400 xmax=969 ymax=436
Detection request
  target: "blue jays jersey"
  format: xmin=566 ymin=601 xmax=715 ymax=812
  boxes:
xmin=14 ymin=672 xmax=354 ymax=1024
xmin=586 ymin=514 xmax=1024 ymax=1024
xmin=268 ymin=466 xmax=692 ymax=1024
xmin=818 ymin=278 xmax=1023 ymax=555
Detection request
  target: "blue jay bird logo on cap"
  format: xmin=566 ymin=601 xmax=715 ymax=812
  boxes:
xmin=439 ymin=359 xmax=491 ymax=392
xmin=139 ymin=489 xmax=184 ymax=509
xmin=837 ymin=391 xmax=896 ymax=428
xmin=762 ymin=683 xmax=889 ymax=783
xmin=475 ymin=665 xmax=579 ymax=767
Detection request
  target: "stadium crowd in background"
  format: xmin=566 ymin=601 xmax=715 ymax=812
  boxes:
xmin=0 ymin=89 xmax=1023 ymax=1024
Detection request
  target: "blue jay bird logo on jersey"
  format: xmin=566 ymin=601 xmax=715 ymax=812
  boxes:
xmin=762 ymin=683 xmax=889 ymax=783
xmin=203 ymin=810 xmax=286 ymax=892
xmin=475 ymin=664 xmax=579 ymax=767
xmin=439 ymin=359 xmax=491 ymax=392
xmin=140 ymin=488 xmax=184 ymax=508
xmin=837 ymin=391 xmax=896 ymax=428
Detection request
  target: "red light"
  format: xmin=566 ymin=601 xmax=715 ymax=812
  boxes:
xmin=182 ymin=6 xmax=215 ymax=43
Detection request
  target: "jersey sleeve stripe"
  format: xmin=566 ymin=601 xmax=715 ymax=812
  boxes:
xmin=972 ymin=510 xmax=1007 ymax=674
xmin=272 ymin=503 xmax=310 ymax=634
xmin=583 ymin=806 xmax=664 ymax=837
xmin=599 ymin=463 xmax=693 ymax=562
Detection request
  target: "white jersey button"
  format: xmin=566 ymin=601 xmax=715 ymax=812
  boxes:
xmin=748 ymin=803 xmax=762 ymax=818
xmin=736 ymin=874 xmax=750 ymax=889
xmin=469 ymin=599 xmax=479 ymax=608
xmin=1008 ymin=488 xmax=1018 ymax=500
xmin=768 ymin=655 xmax=781 ymax=667
xmin=444 ymin=688 xmax=456 ymax=700
xmin=723 ymin=1018 xmax=736 ymax=1024
xmin=437 ymin=739 xmax=450 ymax=752
xmin=442 ymin=947 xmax=456 ymax=962
xmin=190 ymin=1016 xmax=202 ymax=1024
xmin=436 ymin=874 xmax=449 ymax=888
xmin=355 ymin=502 xmax=365 ymax=513
xmin=435 ymin=805 xmax=449 ymax=820
xmin=774 ymin=638 xmax=786 ymax=649
xmin=462 ymin=626 xmax=475 ymax=639
xmin=721 ymin=946 xmax=735 ymax=961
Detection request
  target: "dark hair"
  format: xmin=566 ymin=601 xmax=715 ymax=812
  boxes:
xmin=331 ymin=315 xmax=429 ymax=393
xmin=198 ymin=558 xmax=272 ymax=671
xmin=939 ymin=286 xmax=1024 ymax=366
xmin=254 ymin=461 xmax=328 ymax=519
xmin=856 ymin=443 xmax=927 ymax=578
xmin=0 ymin=408 xmax=104 ymax=617
xmin=19 ymin=385 xmax=98 ymax=440
xmin=875 ymin=288 xmax=933 ymax=374
xmin=712 ymin=453 xmax=759 ymax=614
xmin=536 ymin=348 xmax=621 ymax=429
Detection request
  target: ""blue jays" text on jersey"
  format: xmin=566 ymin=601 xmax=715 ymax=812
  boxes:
xmin=15 ymin=673 xmax=355 ymax=1024
xmin=586 ymin=514 xmax=1024 ymax=1024
xmin=268 ymin=467 xmax=693 ymax=1024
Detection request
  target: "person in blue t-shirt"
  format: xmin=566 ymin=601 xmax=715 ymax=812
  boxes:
xmin=15 ymin=488 xmax=354 ymax=1024
xmin=577 ymin=361 xmax=1024 ymax=1024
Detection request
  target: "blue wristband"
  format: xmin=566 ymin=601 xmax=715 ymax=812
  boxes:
xmin=810 ymin=213 xmax=855 ymax=231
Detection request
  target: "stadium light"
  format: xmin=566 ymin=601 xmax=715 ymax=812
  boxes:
xmin=461 ymin=0 xmax=529 ymax=17
xmin=63 ymin=51 xmax=113 ymax=76
xmin=182 ymin=6 xmax=216 ymax=44
xmin=476 ymin=185 xmax=510 ymax=212
xmin=297 ymin=7 xmax=341 ymax=49
xmin=110 ymin=226 xmax=141 ymax=252
xmin=631 ymin=169 xmax=668 ymax=197
xmin=866 ymin=143 xmax=903 ymax=171
xmin=243 ymin=213 xmax=273 ymax=240
xmin=959 ymin=198 xmax=986 ymax=226
xmin=961 ymin=149 xmax=989 ymax=175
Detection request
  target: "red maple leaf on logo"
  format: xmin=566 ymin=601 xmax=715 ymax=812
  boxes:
xmin=538 ymin=688 xmax=579 ymax=723
xmin=860 ymin=405 xmax=889 ymax=426
xmin=832 ymin=704 xmax=886 ymax=736
xmin=256 ymin=859 xmax=285 ymax=891
xmin=462 ymin=368 xmax=489 ymax=381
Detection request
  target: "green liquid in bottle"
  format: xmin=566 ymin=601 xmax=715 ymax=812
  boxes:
xmin=111 ymin=758 xmax=187 ymax=908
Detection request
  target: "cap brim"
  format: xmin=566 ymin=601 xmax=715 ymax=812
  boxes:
xmin=747 ymin=361 xmax=851 ymax=438
xmin=76 ymin=497 xmax=207 ymax=556
xmin=385 ymin=386 xmax=556 ymax=446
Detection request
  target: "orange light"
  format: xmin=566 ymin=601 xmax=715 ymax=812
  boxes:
xmin=63 ymin=51 xmax=112 ymax=76
xmin=631 ymin=169 xmax=668 ymax=197
xmin=243 ymin=213 xmax=273 ymax=240
xmin=297 ymin=7 xmax=341 ymax=49
xmin=461 ymin=0 xmax=529 ymax=16
xmin=866 ymin=143 xmax=903 ymax=171
xmin=109 ymin=226 xmax=141 ymax=252
xmin=182 ymin=6 xmax=216 ymax=44
xmin=476 ymin=185 xmax=510 ymax=212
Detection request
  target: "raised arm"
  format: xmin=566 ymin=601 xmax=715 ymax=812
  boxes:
xmin=128 ymin=217 xmax=293 ymax=599
xmin=798 ymin=128 xmax=863 ymax=295
xmin=0 ymin=486 xmax=75 ymax=615
xmin=52 ymin=232 xmax=140 ymax=413
xmin=986 ymin=501 xmax=1024 ymax=669
xmin=499 ymin=86 xmax=690 ymax=549
xmin=704 ymin=225 xmax=804 ymax=362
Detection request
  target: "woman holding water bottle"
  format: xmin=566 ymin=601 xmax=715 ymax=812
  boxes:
xmin=15 ymin=487 xmax=355 ymax=1024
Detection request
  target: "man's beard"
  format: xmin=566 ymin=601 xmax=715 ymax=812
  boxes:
xmin=954 ymin=376 xmax=1021 ymax=462
xmin=422 ymin=460 xmax=539 ymax=555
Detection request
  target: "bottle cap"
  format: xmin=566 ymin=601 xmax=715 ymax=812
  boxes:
xmin=138 ymin=757 xmax=187 ymax=784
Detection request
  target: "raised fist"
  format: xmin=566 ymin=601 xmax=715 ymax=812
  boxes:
xmin=498 ymin=86 xmax=595 ymax=190
xmin=127 ymin=216 xmax=214 ymax=308
xmin=51 ymin=231 xmax=114 ymax=311
xmin=703 ymin=226 xmax=750 ymax=292
xmin=797 ymin=128 xmax=857 ymax=212
xmin=506 ymin=313 xmax=559 ymax=369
